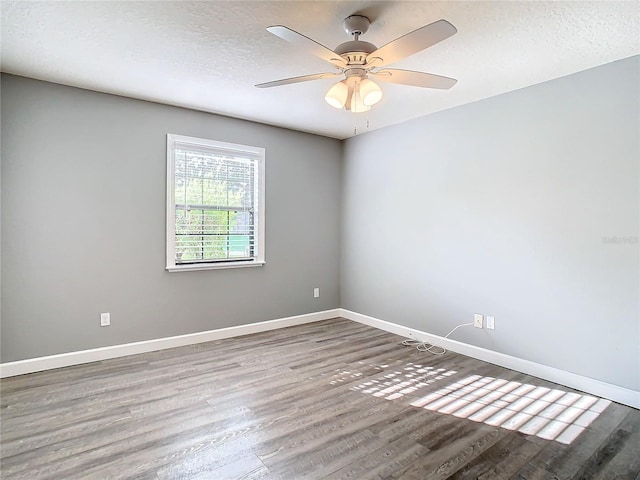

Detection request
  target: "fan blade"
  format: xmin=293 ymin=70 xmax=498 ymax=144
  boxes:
xmin=366 ymin=19 xmax=456 ymax=67
xmin=267 ymin=26 xmax=346 ymax=68
xmin=370 ymin=69 xmax=457 ymax=89
xmin=256 ymin=72 xmax=341 ymax=88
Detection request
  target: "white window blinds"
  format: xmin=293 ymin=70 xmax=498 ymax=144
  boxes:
xmin=166 ymin=134 xmax=265 ymax=271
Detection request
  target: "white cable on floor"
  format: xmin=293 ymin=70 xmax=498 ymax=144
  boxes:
xmin=402 ymin=322 xmax=474 ymax=355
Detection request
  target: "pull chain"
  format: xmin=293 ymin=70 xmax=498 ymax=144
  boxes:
xmin=353 ymin=116 xmax=371 ymax=136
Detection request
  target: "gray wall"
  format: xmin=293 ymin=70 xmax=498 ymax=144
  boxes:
xmin=341 ymin=56 xmax=639 ymax=391
xmin=1 ymin=75 xmax=342 ymax=362
xmin=3 ymin=57 xmax=639 ymax=393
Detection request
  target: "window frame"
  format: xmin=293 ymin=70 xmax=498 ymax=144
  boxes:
xmin=166 ymin=134 xmax=265 ymax=272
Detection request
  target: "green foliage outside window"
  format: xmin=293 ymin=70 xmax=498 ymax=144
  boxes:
xmin=174 ymin=150 xmax=254 ymax=263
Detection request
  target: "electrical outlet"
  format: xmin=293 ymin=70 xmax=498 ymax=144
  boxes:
xmin=100 ymin=312 xmax=110 ymax=327
xmin=473 ymin=313 xmax=483 ymax=328
xmin=486 ymin=316 xmax=495 ymax=330
xmin=313 ymin=287 xmax=320 ymax=298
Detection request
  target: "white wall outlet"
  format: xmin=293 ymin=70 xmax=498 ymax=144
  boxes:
xmin=313 ymin=287 xmax=320 ymax=298
xmin=486 ymin=315 xmax=495 ymax=330
xmin=473 ymin=313 xmax=483 ymax=328
xmin=100 ymin=312 xmax=110 ymax=327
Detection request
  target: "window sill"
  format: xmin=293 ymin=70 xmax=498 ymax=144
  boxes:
xmin=167 ymin=261 xmax=265 ymax=272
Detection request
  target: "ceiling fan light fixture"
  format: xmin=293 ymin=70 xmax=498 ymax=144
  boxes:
xmin=350 ymin=83 xmax=371 ymax=113
xmin=359 ymin=78 xmax=382 ymax=106
xmin=325 ymin=80 xmax=348 ymax=108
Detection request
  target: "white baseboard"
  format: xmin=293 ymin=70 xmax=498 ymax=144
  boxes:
xmin=0 ymin=309 xmax=341 ymax=378
xmin=339 ymin=308 xmax=640 ymax=409
xmin=3 ymin=307 xmax=638 ymax=409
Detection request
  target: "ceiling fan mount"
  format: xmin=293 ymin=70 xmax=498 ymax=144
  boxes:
xmin=256 ymin=14 xmax=458 ymax=112
xmin=334 ymin=16 xmax=377 ymax=64
xmin=342 ymin=14 xmax=371 ymax=37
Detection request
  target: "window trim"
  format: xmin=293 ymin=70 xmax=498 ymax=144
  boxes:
xmin=166 ymin=134 xmax=265 ymax=272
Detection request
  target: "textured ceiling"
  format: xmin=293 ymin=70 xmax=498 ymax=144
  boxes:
xmin=1 ymin=1 xmax=639 ymax=139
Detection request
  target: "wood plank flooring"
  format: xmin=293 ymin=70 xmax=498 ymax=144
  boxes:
xmin=1 ymin=318 xmax=638 ymax=479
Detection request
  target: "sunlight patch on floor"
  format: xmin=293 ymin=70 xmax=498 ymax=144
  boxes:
xmin=410 ymin=375 xmax=610 ymax=444
xmin=330 ymin=363 xmax=457 ymax=400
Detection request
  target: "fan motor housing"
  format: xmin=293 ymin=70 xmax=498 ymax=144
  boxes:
xmin=334 ymin=40 xmax=377 ymax=65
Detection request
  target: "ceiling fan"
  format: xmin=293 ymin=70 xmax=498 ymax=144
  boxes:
xmin=256 ymin=15 xmax=457 ymax=113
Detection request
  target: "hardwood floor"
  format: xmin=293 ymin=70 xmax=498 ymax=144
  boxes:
xmin=1 ymin=318 xmax=638 ymax=479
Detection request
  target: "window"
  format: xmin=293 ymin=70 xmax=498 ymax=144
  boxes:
xmin=166 ymin=134 xmax=265 ymax=271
